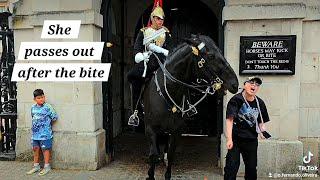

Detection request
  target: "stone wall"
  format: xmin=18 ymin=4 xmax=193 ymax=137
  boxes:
xmin=13 ymin=0 xmax=106 ymax=170
xmin=299 ymin=19 xmax=320 ymax=172
xmin=221 ymin=0 xmax=320 ymax=177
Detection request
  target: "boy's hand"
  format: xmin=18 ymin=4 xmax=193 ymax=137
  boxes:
xmin=51 ymin=119 xmax=57 ymax=125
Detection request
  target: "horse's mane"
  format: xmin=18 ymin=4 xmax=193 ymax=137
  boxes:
xmin=165 ymin=35 xmax=221 ymax=65
xmin=170 ymin=42 xmax=188 ymax=55
xmin=198 ymin=35 xmax=222 ymax=54
xmin=165 ymin=42 xmax=191 ymax=65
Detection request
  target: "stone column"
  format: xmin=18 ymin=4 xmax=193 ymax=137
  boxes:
xmin=221 ymin=1 xmax=308 ymax=177
xmin=13 ymin=0 xmax=105 ymax=170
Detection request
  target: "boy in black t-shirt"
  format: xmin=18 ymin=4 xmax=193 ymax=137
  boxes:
xmin=224 ymin=76 xmax=270 ymax=180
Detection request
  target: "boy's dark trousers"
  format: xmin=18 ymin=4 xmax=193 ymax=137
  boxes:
xmin=224 ymin=137 xmax=258 ymax=180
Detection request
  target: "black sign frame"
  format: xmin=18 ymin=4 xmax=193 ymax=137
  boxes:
xmin=239 ymin=35 xmax=296 ymax=75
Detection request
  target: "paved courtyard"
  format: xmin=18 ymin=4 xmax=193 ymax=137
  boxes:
xmin=0 ymin=133 xmax=222 ymax=180
xmin=0 ymin=160 xmax=223 ymax=180
xmin=0 ymin=133 xmax=313 ymax=179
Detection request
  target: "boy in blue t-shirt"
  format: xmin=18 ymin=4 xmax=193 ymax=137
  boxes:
xmin=27 ymin=89 xmax=58 ymax=176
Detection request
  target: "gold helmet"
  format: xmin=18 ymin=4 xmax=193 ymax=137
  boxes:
xmin=150 ymin=6 xmax=165 ymax=20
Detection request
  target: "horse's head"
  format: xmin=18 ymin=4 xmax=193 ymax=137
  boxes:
xmin=185 ymin=35 xmax=239 ymax=94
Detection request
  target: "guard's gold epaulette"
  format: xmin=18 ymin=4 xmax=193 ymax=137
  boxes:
xmin=140 ymin=26 xmax=170 ymax=32
xmin=140 ymin=27 xmax=148 ymax=32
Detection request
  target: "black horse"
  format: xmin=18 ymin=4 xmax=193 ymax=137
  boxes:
xmin=143 ymin=35 xmax=239 ymax=180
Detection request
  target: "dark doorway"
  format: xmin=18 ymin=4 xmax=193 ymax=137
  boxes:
xmin=134 ymin=0 xmax=222 ymax=136
xmin=102 ymin=0 xmax=225 ymax=168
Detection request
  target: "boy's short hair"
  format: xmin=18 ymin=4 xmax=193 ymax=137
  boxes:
xmin=33 ymin=89 xmax=44 ymax=98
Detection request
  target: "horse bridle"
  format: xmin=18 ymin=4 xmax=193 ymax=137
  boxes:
xmin=190 ymin=42 xmax=224 ymax=91
xmin=153 ymin=41 xmax=224 ymax=116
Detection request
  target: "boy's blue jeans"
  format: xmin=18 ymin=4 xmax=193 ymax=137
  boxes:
xmin=32 ymin=138 xmax=52 ymax=150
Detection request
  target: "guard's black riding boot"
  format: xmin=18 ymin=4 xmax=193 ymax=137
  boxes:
xmin=128 ymin=81 xmax=143 ymax=126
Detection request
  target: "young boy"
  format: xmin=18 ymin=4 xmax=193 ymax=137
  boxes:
xmin=27 ymin=89 xmax=58 ymax=176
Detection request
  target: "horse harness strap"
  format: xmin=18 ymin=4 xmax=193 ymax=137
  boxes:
xmin=152 ymin=41 xmax=220 ymax=116
xmin=154 ymin=43 xmax=223 ymax=93
xmin=191 ymin=43 xmax=206 ymax=68
xmin=154 ymin=71 xmax=173 ymax=112
xmin=153 ymin=53 xmax=208 ymax=93
xmin=191 ymin=43 xmax=224 ymax=90
xmin=154 ymin=70 xmax=209 ymax=116
xmin=163 ymin=73 xmax=210 ymax=116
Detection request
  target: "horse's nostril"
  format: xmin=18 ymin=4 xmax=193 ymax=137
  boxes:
xmin=230 ymin=83 xmax=238 ymax=92
xmin=232 ymin=84 xmax=238 ymax=90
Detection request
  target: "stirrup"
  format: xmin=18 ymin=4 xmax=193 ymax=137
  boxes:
xmin=128 ymin=110 xmax=139 ymax=126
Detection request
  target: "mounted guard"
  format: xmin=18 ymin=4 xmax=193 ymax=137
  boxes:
xmin=127 ymin=2 xmax=173 ymax=126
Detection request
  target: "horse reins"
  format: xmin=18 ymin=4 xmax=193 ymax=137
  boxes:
xmin=153 ymin=42 xmax=224 ymax=116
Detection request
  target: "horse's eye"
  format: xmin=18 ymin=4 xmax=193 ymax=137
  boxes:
xmin=200 ymin=48 xmax=206 ymax=54
xmin=207 ymin=53 xmax=214 ymax=59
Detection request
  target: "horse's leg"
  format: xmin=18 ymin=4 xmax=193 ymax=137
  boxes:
xmin=165 ymin=133 xmax=179 ymax=180
xmin=147 ymin=161 xmax=156 ymax=180
xmin=163 ymin=134 xmax=169 ymax=167
xmin=156 ymin=135 xmax=161 ymax=157
xmin=146 ymin=128 xmax=159 ymax=180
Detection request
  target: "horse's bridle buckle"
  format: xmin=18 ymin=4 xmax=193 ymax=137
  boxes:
xmin=198 ymin=58 xmax=205 ymax=68
xmin=212 ymin=77 xmax=223 ymax=90
xmin=213 ymin=82 xmax=222 ymax=90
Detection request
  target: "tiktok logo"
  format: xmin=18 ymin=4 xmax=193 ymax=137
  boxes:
xmin=303 ymin=151 xmax=313 ymax=164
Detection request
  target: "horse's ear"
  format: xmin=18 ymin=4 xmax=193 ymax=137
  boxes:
xmin=185 ymin=34 xmax=201 ymax=46
xmin=183 ymin=37 xmax=192 ymax=44
xmin=184 ymin=34 xmax=197 ymax=44
xmin=182 ymin=37 xmax=189 ymax=42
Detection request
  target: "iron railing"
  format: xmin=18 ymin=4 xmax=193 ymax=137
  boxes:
xmin=0 ymin=23 xmax=17 ymax=161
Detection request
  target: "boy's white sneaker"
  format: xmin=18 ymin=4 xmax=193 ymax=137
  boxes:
xmin=26 ymin=166 xmax=41 ymax=175
xmin=38 ymin=166 xmax=51 ymax=176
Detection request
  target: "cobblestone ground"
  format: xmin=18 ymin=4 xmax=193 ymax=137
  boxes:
xmin=0 ymin=132 xmax=312 ymax=179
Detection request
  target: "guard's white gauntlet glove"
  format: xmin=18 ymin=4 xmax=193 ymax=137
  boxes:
xmin=142 ymin=52 xmax=150 ymax=63
xmin=148 ymin=43 xmax=169 ymax=57
xmin=134 ymin=52 xmax=151 ymax=63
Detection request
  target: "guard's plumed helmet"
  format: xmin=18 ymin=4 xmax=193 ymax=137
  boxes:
xmin=151 ymin=6 xmax=165 ymax=20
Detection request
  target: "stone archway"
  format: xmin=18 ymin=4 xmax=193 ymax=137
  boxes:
xmin=133 ymin=0 xmax=222 ymax=136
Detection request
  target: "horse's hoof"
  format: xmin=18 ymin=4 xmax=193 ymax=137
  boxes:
xmin=165 ymin=171 xmax=171 ymax=180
